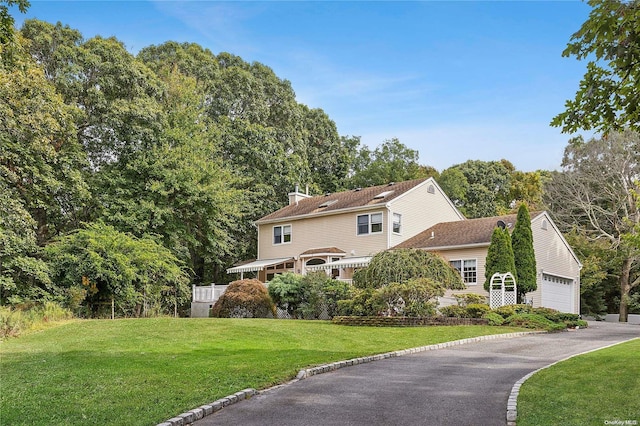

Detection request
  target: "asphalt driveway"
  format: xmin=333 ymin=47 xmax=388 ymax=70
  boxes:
xmin=194 ymin=322 xmax=639 ymax=426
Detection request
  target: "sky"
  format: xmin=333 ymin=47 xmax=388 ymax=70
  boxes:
xmin=13 ymin=1 xmax=594 ymax=172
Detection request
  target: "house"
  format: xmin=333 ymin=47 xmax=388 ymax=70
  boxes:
xmin=226 ymin=179 xmax=582 ymax=314
xmin=226 ymin=178 xmax=464 ymax=282
xmin=393 ymin=212 xmax=582 ymax=313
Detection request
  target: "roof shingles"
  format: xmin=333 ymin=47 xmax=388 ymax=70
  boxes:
xmin=257 ymin=178 xmax=428 ymax=223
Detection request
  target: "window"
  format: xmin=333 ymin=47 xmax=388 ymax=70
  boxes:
xmin=273 ymin=225 xmax=291 ymax=244
xmin=357 ymin=213 xmax=383 ymax=235
xmin=393 ymin=213 xmax=402 ymax=234
xmin=449 ymin=259 xmax=477 ymax=285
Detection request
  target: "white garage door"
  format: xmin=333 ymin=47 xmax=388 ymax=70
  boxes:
xmin=541 ymin=273 xmax=574 ymax=313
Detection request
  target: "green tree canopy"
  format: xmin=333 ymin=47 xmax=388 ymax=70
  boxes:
xmin=544 ymin=130 xmax=640 ymax=321
xmin=355 ymin=248 xmax=465 ymax=290
xmin=552 ymin=0 xmax=640 ymax=133
xmin=45 ymin=223 xmax=189 ymax=317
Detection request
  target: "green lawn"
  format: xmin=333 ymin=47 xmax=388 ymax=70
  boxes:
xmin=517 ymin=338 xmax=640 ymax=426
xmin=1 ymin=318 xmax=524 ymax=426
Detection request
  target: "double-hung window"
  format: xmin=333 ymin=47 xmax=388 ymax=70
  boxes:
xmin=392 ymin=213 xmax=402 ymax=234
xmin=449 ymin=259 xmax=477 ymax=285
xmin=273 ymin=225 xmax=291 ymax=244
xmin=357 ymin=213 xmax=383 ymax=235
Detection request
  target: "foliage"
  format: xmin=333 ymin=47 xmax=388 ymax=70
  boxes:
xmin=298 ymin=272 xmax=351 ymax=319
xmin=355 ymin=248 xmax=464 ymax=291
xmin=211 ymin=279 xmax=275 ymax=318
xmin=453 ymin=293 xmax=487 ymax=307
xmin=336 ymin=288 xmax=381 ymax=317
xmin=374 ymin=278 xmax=444 ymax=317
xmin=551 ymin=0 xmax=640 ymax=134
xmin=347 ymin=138 xmax=434 ymax=188
xmin=511 ymin=204 xmax=537 ymax=300
xmin=504 ymin=313 xmax=565 ymax=331
xmin=544 ymin=131 xmax=640 ymax=321
xmin=438 ymin=303 xmax=490 ymax=319
xmin=483 ymin=311 xmax=505 ymax=326
xmin=44 ymin=222 xmax=189 ymax=318
xmin=1 ymin=301 xmax=72 ymax=338
xmin=0 ymin=0 xmax=28 ymax=49
xmin=267 ymin=272 xmax=305 ymax=318
xmin=484 ymin=227 xmax=516 ymax=291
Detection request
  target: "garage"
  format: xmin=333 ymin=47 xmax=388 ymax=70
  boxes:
xmin=541 ymin=273 xmax=575 ymax=313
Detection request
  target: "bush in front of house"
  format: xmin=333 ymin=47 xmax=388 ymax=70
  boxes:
xmin=505 ymin=312 xmax=566 ymax=331
xmin=211 ymin=279 xmax=275 ymax=318
xmin=483 ymin=312 xmax=505 ymax=326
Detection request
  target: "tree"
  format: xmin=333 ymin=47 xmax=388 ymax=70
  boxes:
xmin=45 ymin=223 xmax=189 ymax=317
xmin=267 ymin=272 xmax=305 ymax=318
xmin=544 ymin=131 xmax=640 ymax=321
xmin=511 ymin=204 xmax=537 ymax=301
xmin=0 ymin=0 xmax=29 ymax=50
xmin=551 ymin=0 xmax=640 ymax=134
xmin=484 ymin=227 xmax=516 ymax=292
xmin=438 ymin=160 xmax=512 ymax=218
xmin=347 ymin=138 xmax=433 ymax=188
xmin=211 ymin=278 xmax=275 ymax=318
xmin=355 ymin=248 xmax=465 ymax=291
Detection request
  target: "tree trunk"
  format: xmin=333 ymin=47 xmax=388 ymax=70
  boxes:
xmin=619 ymin=257 xmax=632 ymax=322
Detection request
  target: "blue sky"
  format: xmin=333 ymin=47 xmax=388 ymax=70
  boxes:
xmin=14 ymin=1 xmax=593 ymax=172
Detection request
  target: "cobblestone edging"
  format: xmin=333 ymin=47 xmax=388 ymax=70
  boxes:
xmin=157 ymin=331 xmax=543 ymax=426
xmin=506 ymin=337 xmax=640 ymax=426
xmin=332 ymin=316 xmax=489 ymax=327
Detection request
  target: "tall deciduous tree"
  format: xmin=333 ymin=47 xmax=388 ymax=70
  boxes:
xmin=544 ymin=130 xmax=640 ymax=321
xmin=0 ymin=0 xmax=28 ymax=50
xmin=511 ymin=204 xmax=537 ymax=301
xmin=484 ymin=227 xmax=516 ymax=291
xmin=552 ymin=0 xmax=640 ymax=134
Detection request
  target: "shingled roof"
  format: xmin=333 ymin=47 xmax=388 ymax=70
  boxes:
xmin=394 ymin=212 xmax=540 ymax=250
xmin=256 ymin=178 xmax=429 ymax=223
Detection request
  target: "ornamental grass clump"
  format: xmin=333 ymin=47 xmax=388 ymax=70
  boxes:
xmin=211 ymin=279 xmax=276 ymax=318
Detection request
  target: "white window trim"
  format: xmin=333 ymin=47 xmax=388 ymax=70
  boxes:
xmin=392 ymin=213 xmax=402 ymax=235
xmin=273 ymin=224 xmax=292 ymax=245
xmin=450 ymin=258 xmax=478 ymax=285
xmin=357 ymin=212 xmax=383 ymax=236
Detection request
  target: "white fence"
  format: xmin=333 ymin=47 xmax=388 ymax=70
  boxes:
xmin=190 ymin=284 xmax=229 ymax=318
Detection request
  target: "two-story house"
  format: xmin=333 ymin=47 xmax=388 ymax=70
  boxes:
xmin=226 ymin=178 xmax=581 ymax=313
xmin=226 ymin=178 xmax=464 ymax=282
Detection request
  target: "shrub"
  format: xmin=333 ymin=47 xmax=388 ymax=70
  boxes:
xmin=337 ymin=289 xmax=381 ymax=317
xmin=439 ymin=305 xmax=467 ymax=318
xmin=493 ymin=304 xmax=532 ymax=319
xmin=453 ymin=293 xmax=487 ymax=307
xmin=483 ymin=311 xmax=505 ymax=326
xmin=267 ymin=273 xmax=305 ymax=318
xmin=505 ymin=313 xmax=565 ymax=331
xmin=211 ymin=279 xmax=275 ymax=318
xmin=375 ymin=278 xmax=444 ymax=317
xmin=465 ymin=303 xmax=491 ymax=318
xmin=354 ymin=249 xmax=464 ymax=290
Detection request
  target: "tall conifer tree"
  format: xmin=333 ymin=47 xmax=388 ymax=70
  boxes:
xmin=484 ymin=227 xmax=516 ymax=291
xmin=511 ymin=204 xmax=537 ymax=302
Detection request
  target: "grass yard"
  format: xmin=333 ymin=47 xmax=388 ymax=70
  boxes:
xmin=1 ymin=318 xmax=524 ymax=426
xmin=517 ymin=338 xmax=640 ymax=426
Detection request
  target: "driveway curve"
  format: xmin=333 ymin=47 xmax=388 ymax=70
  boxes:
xmin=194 ymin=322 xmax=638 ymax=426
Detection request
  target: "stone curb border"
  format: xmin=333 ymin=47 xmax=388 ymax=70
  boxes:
xmin=157 ymin=331 xmax=543 ymax=426
xmin=506 ymin=336 xmax=640 ymax=426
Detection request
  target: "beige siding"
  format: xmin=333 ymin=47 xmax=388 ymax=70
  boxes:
xmin=388 ymin=179 xmax=464 ymax=247
xmin=258 ymin=209 xmax=389 ymax=261
xmin=430 ymin=246 xmax=490 ymax=300
xmin=529 ymin=213 xmax=581 ymax=313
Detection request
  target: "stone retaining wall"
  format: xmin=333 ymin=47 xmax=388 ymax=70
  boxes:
xmin=332 ymin=316 xmax=489 ymax=327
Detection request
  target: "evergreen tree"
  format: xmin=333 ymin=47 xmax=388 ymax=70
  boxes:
xmin=484 ymin=227 xmax=516 ymax=291
xmin=511 ymin=204 xmax=537 ymax=301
